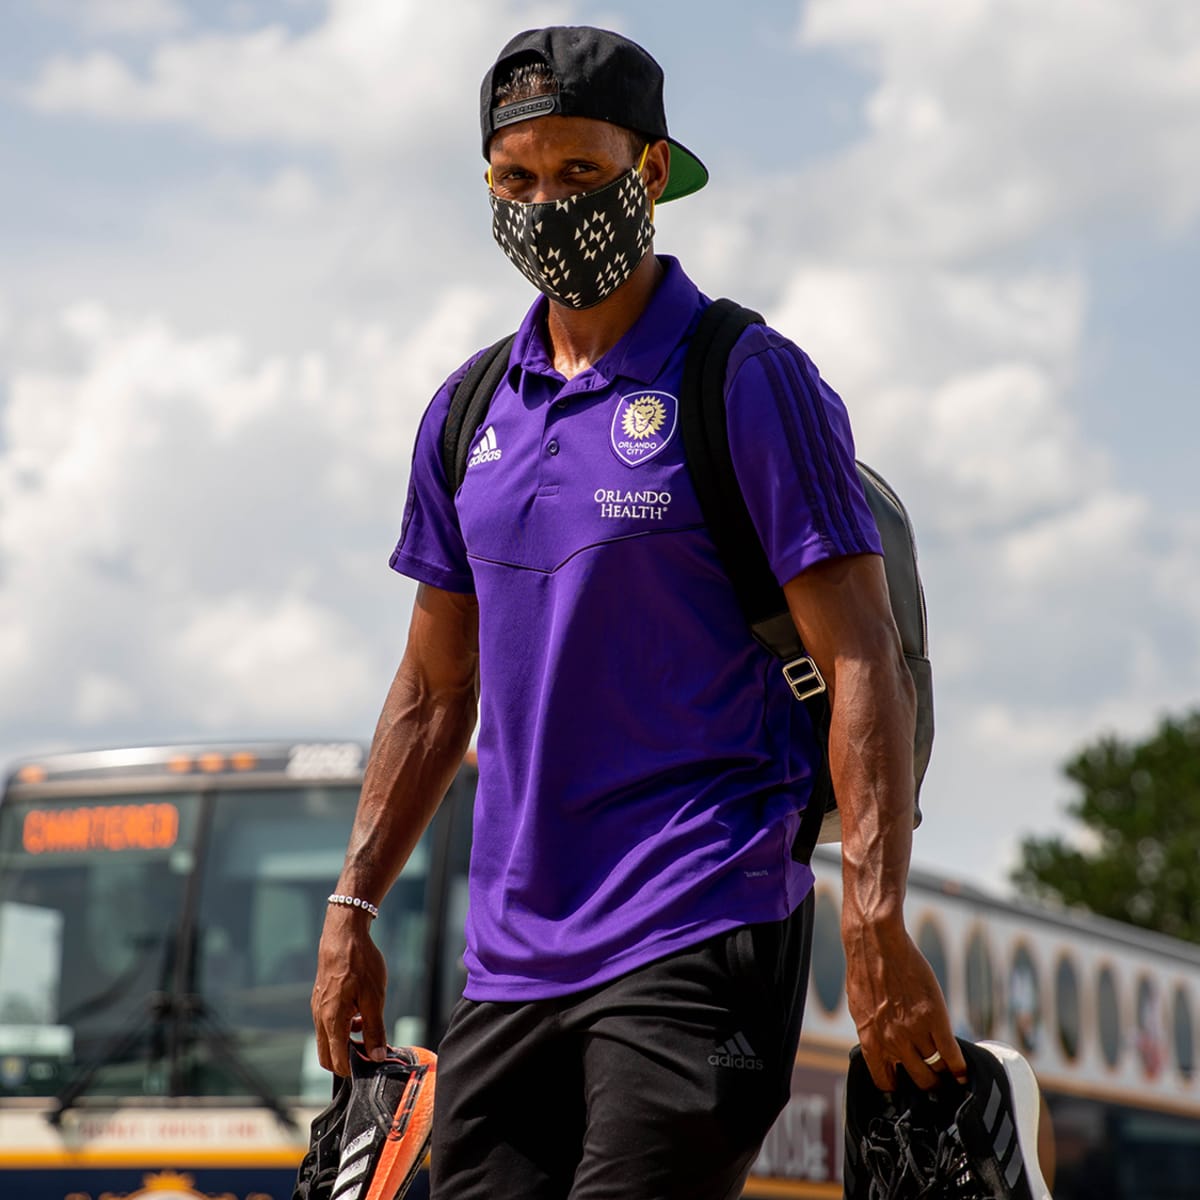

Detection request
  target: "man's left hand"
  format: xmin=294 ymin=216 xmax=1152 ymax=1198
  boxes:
xmin=844 ymin=916 xmax=967 ymax=1091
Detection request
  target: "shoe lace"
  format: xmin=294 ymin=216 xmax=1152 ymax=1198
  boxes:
xmin=860 ymin=1109 xmax=989 ymax=1200
xmin=932 ymin=1123 xmax=990 ymax=1200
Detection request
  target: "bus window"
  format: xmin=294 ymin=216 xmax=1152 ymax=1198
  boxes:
xmin=810 ymin=890 xmax=845 ymax=1017
xmin=1173 ymin=985 xmax=1194 ymax=1082
xmin=0 ymin=793 xmax=203 ymax=1099
xmin=189 ymin=784 xmax=433 ymax=1101
xmin=1135 ymin=976 xmax=1166 ymax=1080
xmin=917 ymin=916 xmax=950 ymax=1007
xmin=1009 ymin=943 xmax=1042 ymax=1056
xmin=965 ymin=928 xmax=995 ymax=1039
xmin=1056 ymin=953 xmax=1081 ymax=1061
xmin=1097 ymin=964 xmax=1122 ymax=1070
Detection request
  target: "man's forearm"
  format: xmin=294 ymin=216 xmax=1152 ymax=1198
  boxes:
xmin=335 ymin=657 xmax=478 ymax=904
xmin=782 ymin=556 xmax=958 ymax=1084
xmin=829 ymin=646 xmax=917 ymax=935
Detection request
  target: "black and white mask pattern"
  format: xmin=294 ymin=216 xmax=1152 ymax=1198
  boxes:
xmin=490 ymin=168 xmax=654 ymax=310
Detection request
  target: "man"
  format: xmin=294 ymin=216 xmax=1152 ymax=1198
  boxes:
xmin=312 ymin=25 xmax=962 ymax=1200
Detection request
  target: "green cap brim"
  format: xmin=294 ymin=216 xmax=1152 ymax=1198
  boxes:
xmin=659 ymin=140 xmax=708 ymax=203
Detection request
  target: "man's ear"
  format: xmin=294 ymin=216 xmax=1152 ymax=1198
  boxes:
xmin=643 ymin=139 xmax=671 ymax=203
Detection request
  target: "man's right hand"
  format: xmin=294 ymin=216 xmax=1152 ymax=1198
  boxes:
xmin=311 ymin=905 xmax=390 ymax=1076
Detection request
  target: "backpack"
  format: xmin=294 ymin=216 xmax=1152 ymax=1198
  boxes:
xmin=441 ymin=298 xmax=933 ymax=864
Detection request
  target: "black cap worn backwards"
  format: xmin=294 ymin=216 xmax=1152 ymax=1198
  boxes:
xmin=480 ymin=25 xmax=708 ymax=204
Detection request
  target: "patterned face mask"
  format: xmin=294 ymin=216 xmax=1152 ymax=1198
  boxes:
xmin=489 ymin=161 xmax=654 ymax=310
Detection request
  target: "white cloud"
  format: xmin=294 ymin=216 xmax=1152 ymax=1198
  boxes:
xmin=999 ymin=491 xmax=1149 ymax=586
xmin=257 ymin=166 xmax=322 ymax=219
xmin=25 ymin=0 xmax=570 ymax=159
xmin=768 ymin=265 xmax=1084 ymax=397
xmin=75 ymin=673 xmax=140 ymax=726
xmin=38 ymin=0 xmax=188 ymax=36
xmin=170 ymin=592 xmax=376 ymax=728
xmin=764 ymin=265 xmax=1093 ymax=532
xmin=920 ymin=362 xmax=1090 ymax=529
xmin=798 ymin=0 xmax=1200 ymax=252
xmin=0 ymin=291 xmax=506 ymax=747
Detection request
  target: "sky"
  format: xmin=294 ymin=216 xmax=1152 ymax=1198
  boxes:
xmin=1 ymin=0 xmax=1198 ymax=894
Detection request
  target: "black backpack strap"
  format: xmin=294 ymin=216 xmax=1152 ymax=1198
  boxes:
xmin=679 ymin=298 xmax=833 ymax=865
xmin=441 ymin=334 xmax=518 ymax=492
xmin=681 ymin=301 xmax=796 ymax=648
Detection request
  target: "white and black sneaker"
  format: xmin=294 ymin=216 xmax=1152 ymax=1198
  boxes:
xmin=843 ymin=1038 xmax=1051 ymax=1200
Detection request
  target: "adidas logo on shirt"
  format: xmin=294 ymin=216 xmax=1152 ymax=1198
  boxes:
xmin=468 ymin=425 xmax=502 ymax=468
xmin=708 ymin=1031 xmax=765 ymax=1070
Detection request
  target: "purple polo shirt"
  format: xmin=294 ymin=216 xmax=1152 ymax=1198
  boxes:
xmin=391 ymin=257 xmax=882 ymax=1001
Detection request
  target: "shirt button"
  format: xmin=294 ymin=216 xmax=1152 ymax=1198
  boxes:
xmin=547 ymin=440 xmax=560 ymax=456
xmin=553 ymin=399 xmax=567 ymax=410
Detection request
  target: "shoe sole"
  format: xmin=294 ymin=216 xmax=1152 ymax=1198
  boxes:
xmin=977 ymin=1041 xmax=1051 ymax=1200
xmin=363 ymin=1046 xmax=437 ymax=1200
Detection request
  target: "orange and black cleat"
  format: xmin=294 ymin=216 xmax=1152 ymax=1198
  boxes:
xmin=294 ymin=1042 xmax=437 ymax=1200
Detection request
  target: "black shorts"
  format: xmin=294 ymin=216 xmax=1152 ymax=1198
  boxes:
xmin=430 ymin=892 xmax=814 ymax=1200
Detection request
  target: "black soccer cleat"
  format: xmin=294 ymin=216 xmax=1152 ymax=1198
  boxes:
xmin=293 ymin=1042 xmax=437 ymax=1200
xmin=843 ymin=1038 xmax=1051 ymax=1200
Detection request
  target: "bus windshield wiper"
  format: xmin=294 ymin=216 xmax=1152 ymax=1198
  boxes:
xmin=47 ymin=989 xmax=297 ymax=1130
xmin=175 ymin=991 xmax=300 ymax=1131
xmin=47 ymin=989 xmax=172 ymax=1127
xmin=57 ymin=935 xmax=163 ymax=1026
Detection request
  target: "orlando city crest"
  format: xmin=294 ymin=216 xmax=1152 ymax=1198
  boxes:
xmin=610 ymin=390 xmax=678 ymax=467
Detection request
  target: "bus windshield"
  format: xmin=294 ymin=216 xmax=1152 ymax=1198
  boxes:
xmin=0 ymin=781 xmax=435 ymax=1106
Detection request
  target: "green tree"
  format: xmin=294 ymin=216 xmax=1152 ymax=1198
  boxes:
xmin=1012 ymin=710 xmax=1200 ymax=942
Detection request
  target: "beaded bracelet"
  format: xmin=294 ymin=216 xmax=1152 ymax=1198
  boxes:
xmin=327 ymin=893 xmax=380 ymax=919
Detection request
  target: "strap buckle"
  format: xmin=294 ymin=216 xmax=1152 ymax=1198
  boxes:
xmin=783 ymin=656 xmax=826 ymax=702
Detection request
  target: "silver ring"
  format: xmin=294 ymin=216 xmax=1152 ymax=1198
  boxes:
xmin=922 ymin=1050 xmax=943 ymax=1067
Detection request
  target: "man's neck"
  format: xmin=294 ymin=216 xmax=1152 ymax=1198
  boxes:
xmin=543 ymin=254 xmax=664 ymax=379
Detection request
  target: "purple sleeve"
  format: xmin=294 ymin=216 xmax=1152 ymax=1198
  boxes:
xmin=724 ymin=326 xmax=882 ymax=585
xmin=388 ymin=361 xmax=478 ymax=595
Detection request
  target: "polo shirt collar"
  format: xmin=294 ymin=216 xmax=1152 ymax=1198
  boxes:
xmin=508 ymin=256 xmax=701 ymax=394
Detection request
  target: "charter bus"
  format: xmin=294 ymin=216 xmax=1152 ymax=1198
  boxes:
xmin=1 ymin=741 xmax=1199 ymax=1200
